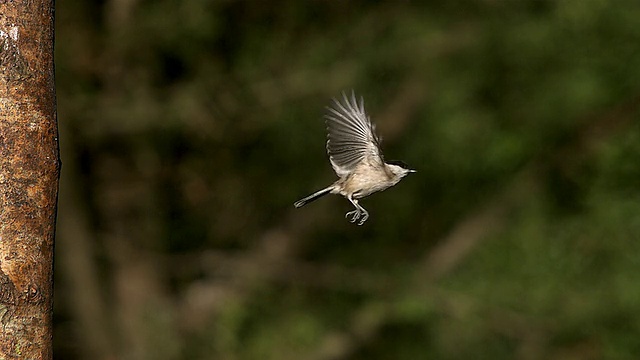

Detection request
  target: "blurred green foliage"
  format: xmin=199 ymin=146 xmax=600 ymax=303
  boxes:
xmin=54 ymin=1 xmax=640 ymax=359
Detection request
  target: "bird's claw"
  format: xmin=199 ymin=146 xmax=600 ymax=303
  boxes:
xmin=345 ymin=209 xmax=369 ymax=225
xmin=357 ymin=210 xmax=369 ymax=225
xmin=345 ymin=210 xmax=360 ymax=223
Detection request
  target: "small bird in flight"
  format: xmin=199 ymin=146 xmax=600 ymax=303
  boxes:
xmin=294 ymin=91 xmax=415 ymax=225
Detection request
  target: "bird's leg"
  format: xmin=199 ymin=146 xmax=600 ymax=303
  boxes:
xmin=345 ymin=196 xmax=362 ymax=223
xmin=345 ymin=196 xmax=369 ymax=225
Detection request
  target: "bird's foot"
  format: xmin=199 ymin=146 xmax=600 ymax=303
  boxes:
xmin=345 ymin=209 xmax=361 ymax=223
xmin=345 ymin=209 xmax=369 ymax=225
xmin=357 ymin=209 xmax=369 ymax=226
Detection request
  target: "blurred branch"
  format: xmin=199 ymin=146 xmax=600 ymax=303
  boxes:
xmin=182 ymin=250 xmax=394 ymax=294
xmin=418 ymin=165 xmax=538 ymax=282
xmin=177 ymin=220 xmax=325 ymax=331
xmin=377 ymin=79 xmax=428 ymax=142
xmin=56 ymin=141 xmax=117 ymax=359
xmin=102 ymin=0 xmax=140 ymax=94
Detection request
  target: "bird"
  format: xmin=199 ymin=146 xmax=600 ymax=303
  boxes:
xmin=294 ymin=91 xmax=415 ymax=225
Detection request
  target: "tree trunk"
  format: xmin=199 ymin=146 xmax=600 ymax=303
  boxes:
xmin=0 ymin=1 xmax=59 ymax=359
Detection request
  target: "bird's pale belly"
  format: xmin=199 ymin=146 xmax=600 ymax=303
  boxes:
xmin=338 ymin=170 xmax=398 ymax=199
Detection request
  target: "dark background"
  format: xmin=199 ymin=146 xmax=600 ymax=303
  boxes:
xmin=54 ymin=1 xmax=640 ymax=359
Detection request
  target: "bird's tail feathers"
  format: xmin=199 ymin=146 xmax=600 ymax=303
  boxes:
xmin=294 ymin=186 xmax=333 ymax=208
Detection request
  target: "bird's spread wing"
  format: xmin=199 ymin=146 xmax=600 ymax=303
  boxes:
xmin=325 ymin=91 xmax=383 ymax=177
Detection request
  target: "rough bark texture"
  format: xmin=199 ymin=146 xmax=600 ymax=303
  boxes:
xmin=0 ymin=1 xmax=59 ymax=359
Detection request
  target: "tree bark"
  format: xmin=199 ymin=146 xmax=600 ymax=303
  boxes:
xmin=0 ymin=1 xmax=59 ymax=359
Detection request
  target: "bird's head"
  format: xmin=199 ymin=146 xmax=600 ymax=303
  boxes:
xmin=386 ymin=160 xmax=416 ymax=179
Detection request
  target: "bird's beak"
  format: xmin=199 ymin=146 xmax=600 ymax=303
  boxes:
xmin=409 ymin=169 xmax=417 ymax=173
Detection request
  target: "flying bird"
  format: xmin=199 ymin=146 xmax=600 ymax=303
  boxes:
xmin=294 ymin=91 xmax=415 ymax=225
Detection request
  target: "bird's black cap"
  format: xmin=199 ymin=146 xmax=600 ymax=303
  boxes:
xmin=387 ymin=160 xmax=415 ymax=172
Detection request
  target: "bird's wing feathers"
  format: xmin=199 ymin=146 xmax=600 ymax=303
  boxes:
xmin=325 ymin=92 xmax=383 ymax=177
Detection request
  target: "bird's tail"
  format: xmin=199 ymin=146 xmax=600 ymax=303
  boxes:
xmin=294 ymin=186 xmax=333 ymax=208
